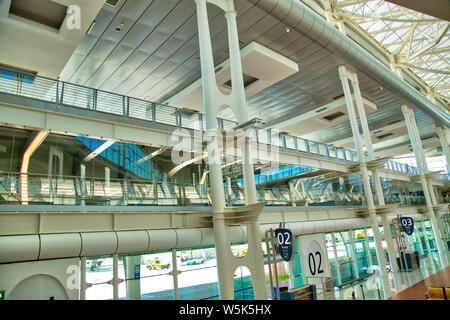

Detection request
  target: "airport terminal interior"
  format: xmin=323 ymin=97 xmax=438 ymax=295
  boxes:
xmin=0 ymin=0 xmax=449 ymax=301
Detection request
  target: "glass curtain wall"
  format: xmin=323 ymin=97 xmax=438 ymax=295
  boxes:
xmin=336 ymin=232 xmax=357 ymax=283
xmin=353 ymin=229 xmax=371 ymax=277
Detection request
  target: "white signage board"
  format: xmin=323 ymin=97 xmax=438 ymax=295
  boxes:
xmin=299 ymin=233 xmax=331 ymax=280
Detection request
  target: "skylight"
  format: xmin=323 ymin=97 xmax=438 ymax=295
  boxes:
xmin=332 ymin=0 xmax=449 ymax=103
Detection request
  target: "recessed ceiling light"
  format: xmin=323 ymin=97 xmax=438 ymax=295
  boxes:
xmin=285 ymin=26 xmax=290 ymax=33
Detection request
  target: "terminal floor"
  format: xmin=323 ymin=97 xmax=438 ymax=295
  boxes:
xmin=388 ymin=265 xmax=450 ymax=300
xmin=329 ymin=252 xmax=450 ymax=300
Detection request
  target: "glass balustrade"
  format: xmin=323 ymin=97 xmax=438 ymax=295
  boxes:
xmin=0 ymin=171 xmax=438 ymax=208
xmin=1 ymin=67 xmax=448 ymax=191
xmin=0 ymin=67 xmax=391 ymax=170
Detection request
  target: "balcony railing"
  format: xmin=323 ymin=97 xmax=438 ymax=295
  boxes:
xmin=0 ymin=172 xmax=435 ymax=208
xmin=1 ymin=67 xmax=447 ymax=180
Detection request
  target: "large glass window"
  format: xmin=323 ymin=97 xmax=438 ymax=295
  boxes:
xmin=177 ymin=248 xmax=218 ymax=300
xmin=85 ymin=257 xmax=113 ymax=300
xmin=234 ymin=266 xmax=253 ymax=300
xmin=353 ymin=229 xmax=371 ymax=277
xmin=140 ymin=252 xmax=174 ymax=300
xmin=335 ymin=232 xmax=356 ymax=283
xmin=325 ymin=233 xmax=339 ymax=287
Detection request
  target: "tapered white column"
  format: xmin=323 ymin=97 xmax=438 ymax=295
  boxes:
xmin=401 ymin=105 xmax=447 ymax=267
xmin=349 ymin=72 xmax=398 ymax=272
xmin=195 ymin=0 xmax=234 ymax=300
xmin=338 ymin=65 xmax=389 ymax=283
xmin=225 ymin=6 xmax=267 ymax=300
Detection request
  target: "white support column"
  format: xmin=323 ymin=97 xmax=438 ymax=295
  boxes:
xmin=105 ymin=167 xmax=110 ymax=190
xmin=226 ymin=5 xmax=267 ymax=299
xmin=195 ymin=0 xmax=235 ymax=300
xmin=338 ymin=65 xmax=389 ymax=283
xmin=401 ymin=105 xmax=447 ymax=267
xmin=80 ymin=163 xmax=86 ymax=205
xmin=436 ymin=126 xmax=450 ymax=172
xmin=125 ymin=255 xmax=141 ymax=300
xmin=195 ymin=0 xmax=268 ymax=300
xmin=350 ymin=70 xmax=399 ymax=273
xmin=331 ymin=232 xmax=342 ymax=285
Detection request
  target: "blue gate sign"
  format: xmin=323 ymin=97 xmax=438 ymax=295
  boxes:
xmin=400 ymin=217 xmax=414 ymax=235
xmin=275 ymin=228 xmax=295 ymax=262
xmin=134 ymin=265 xmax=140 ymax=279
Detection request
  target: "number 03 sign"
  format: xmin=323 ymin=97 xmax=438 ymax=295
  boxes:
xmin=299 ymin=234 xmax=331 ymax=278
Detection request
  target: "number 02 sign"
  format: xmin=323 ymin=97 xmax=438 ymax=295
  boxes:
xmin=275 ymin=228 xmax=294 ymax=262
xmin=299 ymin=234 xmax=330 ymax=278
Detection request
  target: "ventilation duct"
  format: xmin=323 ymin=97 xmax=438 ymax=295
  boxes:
xmin=0 ymin=215 xmax=427 ymax=264
xmin=246 ymin=0 xmax=449 ymax=127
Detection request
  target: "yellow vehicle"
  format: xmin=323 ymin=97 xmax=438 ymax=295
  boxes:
xmin=237 ymin=248 xmax=248 ymax=258
xmin=355 ymin=231 xmax=365 ymax=239
xmin=146 ymin=258 xmax=170 ymax=270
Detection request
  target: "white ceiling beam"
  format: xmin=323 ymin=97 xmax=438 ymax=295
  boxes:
xmin=136 ymin=147 xmax=166 ymax=164
xmin=336 ymin=0 xmax=375 ymax=8
xmin=340 ymin=10 xmax=439 ymax=23
xmin=82 ymin=139 xmax=115 ymax=163
xmin=400 ymin=63 xmax=450 ymax=75
xmin=394 ymin=21 xmax=419 ymax=56
xmin=406 ymin=23 xmax=449 ymax=61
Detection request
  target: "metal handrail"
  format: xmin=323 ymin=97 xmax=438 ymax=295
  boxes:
xmin=1 ymin=67 xmax=445 ymax=179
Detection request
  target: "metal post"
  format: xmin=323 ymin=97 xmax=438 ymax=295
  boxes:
xmin=376 ymin=283 xmax=381 ymax=300
xmin=265 ymin=230 xmax=275 ymax=300
xmin=80 ymin=257 xmax=87 ymax=300
xmin=360 ymin=284 xmax=365 ymax=300
xmin=172 ymin=249 xmax=180 ymax=300
xmin=270 ymin=229 xmax=281 ymax=300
